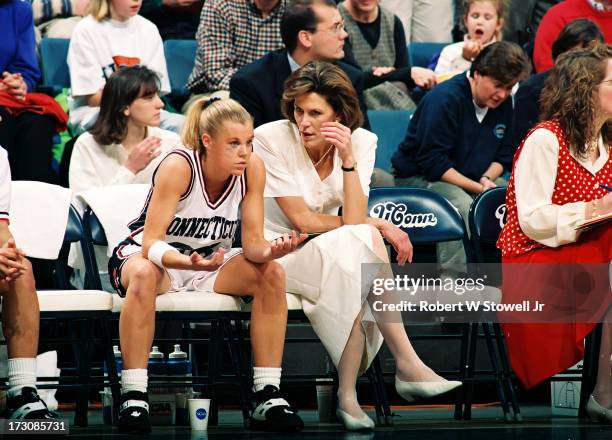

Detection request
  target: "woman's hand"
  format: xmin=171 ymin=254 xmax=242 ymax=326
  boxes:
xmin=479 ymin=176 xmax=497 ymax=191
xmin=267 ymin=231 xmax=308 ymax=260
xmin=379 ymin=220 xmax=413 ymax=265
xmin=0 ymin=239 xmax=27 ymax=282
xmin=600 ymin=192 xmax=612 ymax=216
xmin=372 ymin=66 xmax=396 ymax=77
xmin=1 ymin=72 xmax=27 ymax=100
xmin=189 ymin=248 xmax=225 ymax=272
xmin=321 ymin=121 xmax=355 ymax=167
xmin=125 ymin=136 xmax=162 ymax=173
xmin=410 ymin=67 xmax=437 ymax=90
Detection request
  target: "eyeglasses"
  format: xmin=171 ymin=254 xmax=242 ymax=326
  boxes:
xmin=600 ymin=79 xmax=612 ymax=86
xmin=312 ymin=20 xmax=346 ymax=36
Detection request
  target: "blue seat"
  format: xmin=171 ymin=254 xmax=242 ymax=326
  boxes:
xmin=468 ymin=186 xmax=507 ymax=263
xmin=39 ymin=38 xmax=71 ymax=95
xmin=367 ymin=110 xmax=413 ymax=171
xmin=408 ymin=42 xmax=448 ymax=68
xmin=163 ymin=39 xmax=197 ymax=101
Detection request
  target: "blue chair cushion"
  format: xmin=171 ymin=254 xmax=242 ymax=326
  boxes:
xmin=367 ymin=110 xmax=413 ymax=171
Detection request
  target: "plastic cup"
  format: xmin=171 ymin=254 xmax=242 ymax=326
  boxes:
xmin=188 ymin=398 xmax=211 ymax=430
xmin=316 ymin=379 xmax=334 ymax=422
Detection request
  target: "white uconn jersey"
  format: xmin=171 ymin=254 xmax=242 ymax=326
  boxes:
xmin=126 ymin=146 xmax=245 ymax=257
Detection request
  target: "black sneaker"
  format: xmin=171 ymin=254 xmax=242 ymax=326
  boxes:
xmin=117 ymin=391 xmax=151 ymax=434
xmin=249 ymin=385 xmax=304 ymax=432
xmin=6 ymin=387 xmax=57 ymax=419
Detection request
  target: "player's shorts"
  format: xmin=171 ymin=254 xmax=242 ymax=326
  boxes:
xmin=108 ymin=239 xmax=243 ymax=297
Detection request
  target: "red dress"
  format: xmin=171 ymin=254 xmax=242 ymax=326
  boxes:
xmin=497 ymin=120 xmax=612 ymax=389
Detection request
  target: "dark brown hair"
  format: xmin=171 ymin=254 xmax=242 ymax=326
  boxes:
xmin=281 ymin=0 xmax=337 ymax=53
xmin=551 ymin=18 xmax=604 ymax=62
xmin=90 ymin=66 xmax=160 ymax=145
xmin=540 ymin=44 xmax=612 ymax=158
xmin=281 ymin=61 xmax=363 ymax=131
xmin=470 ymin=41 xmax=531 ymax=85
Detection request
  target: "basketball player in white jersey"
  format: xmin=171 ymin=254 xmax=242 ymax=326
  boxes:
xmin=0 ymin=147 xmax=57 ymax=420
xmin=108 ymin=98 xmax=306 ymax=434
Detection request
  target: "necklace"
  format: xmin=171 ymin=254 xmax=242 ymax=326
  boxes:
xmin=309 ymin=144 xmax=335 ymax=168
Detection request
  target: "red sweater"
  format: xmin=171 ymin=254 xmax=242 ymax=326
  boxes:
xmin=533 ymin=0 xmax=612 ymax=72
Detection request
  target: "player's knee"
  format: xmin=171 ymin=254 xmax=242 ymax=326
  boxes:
xmin=126 ymin=260 xmax=159 ymax=302
xmin=258 ymin=261 xmax=286 ymax=299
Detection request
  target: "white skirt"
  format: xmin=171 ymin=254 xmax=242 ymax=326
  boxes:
xmin=274 ymin=224 xmax=385 ymax=373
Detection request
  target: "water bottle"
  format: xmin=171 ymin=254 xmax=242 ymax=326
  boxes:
xmin=167 ymin=344 xmax=192 ymax=425
xmin=102 ymin=345 xmax=122 ymax=424
xmin=148 ymin=346 xmax=166 ymax=393
xmin=113 ymin=345 xmax=123 ymax=376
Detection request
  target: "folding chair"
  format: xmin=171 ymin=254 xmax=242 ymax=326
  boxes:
xmin=368 ymin=187 xmax=510 ymax=421
xmin=468 ymin=187 xmax=521 ymax=421
xmin=408 ymin=42 xmax=449 ymax=69
xmin=77 ymin=184 xmax=252 ymax=425
xmin=39 ymin=38 xmax=71 ymax=95
xmin=367 ymin=110 xmax=414 ymax=172
xmin=1 ymin=181 xmax=114 ymax=427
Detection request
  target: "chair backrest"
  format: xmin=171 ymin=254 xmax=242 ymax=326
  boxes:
xmin=367 ymin=110 xmax=413 ymax=171
xmin=408 ymin=42 xmax=448 ymax=68
xmin=468 ymin=187 xmax=507 ymax=263
xmin=39 ymin=38 xmax=71 ymax=92
xmin=368 ymin=187 xmax=468 ymax=246
xmin=164 ymin=39 xmax=197 ymax=98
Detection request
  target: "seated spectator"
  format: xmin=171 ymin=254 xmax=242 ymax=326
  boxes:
xmin=0 ymin=147 xmax=58 ymax=420
xmin=139 ymin=0 xmax=204 ymax=40
xmin=67 ymin=0 xmax=184 ymax=135
xmin=503 ymin=0 xmax=560 ymax=46
xmin=230 ymin=0 xmax=407 ymax=186
xmin=254 ymin=61 xmax=461 ymax=431
xmin=497 ymin=45 xmax=612 ymax=418
xmin=512 ymin=18 xmax=604 ymax=149
xmin=392 ymin=42 xmax=530 ymax=270
xmin=0 ymin=0 xmax=61 ymax=183
xmin=435 ymin=0 xmax=505 ymax=77
xmin=533 ymin=0 xmax=612 ymax=72
xmin=185 ymin=0 xmax=286 ymax=107
xmin=31 ymin=0 xmax=90 ymax=40
xmin=69 ymin=66 xmax=179 ymax=290
xmin=339 ymin=0 xmax=437 ymax=109
xmin=380 ymin=0 xmax=453 ymax=43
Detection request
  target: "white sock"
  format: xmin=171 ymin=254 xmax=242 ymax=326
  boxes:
xmin=7 ymin=358 xmax=37 ymax=398
xmin=121 ymin=369 xmax=148 ymax=394
xmin=253 ymin=367 xmax=282 ymax=392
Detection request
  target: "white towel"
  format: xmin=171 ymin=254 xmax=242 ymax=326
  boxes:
xmin=9 ymin=181 xmax=71 ymax=259
xmin=76 ymin=184 xmax=150 ymax=256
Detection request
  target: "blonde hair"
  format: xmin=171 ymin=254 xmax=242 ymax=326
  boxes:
xmin=89 ymin=0 xmax=111 ymax=21
xmin=181 ymin=98 xmax=253 ymax=156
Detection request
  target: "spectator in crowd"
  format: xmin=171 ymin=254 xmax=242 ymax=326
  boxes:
xmin=380 ymin=0 xmax=454 ymax=43
xmin=497 ymin=45 xmax=611 ymax=421
xmin=533 ymin=0 xmax=612 ymax=72
xmin=392 ymin=42 xmax=530 ymax=270
xmin=435 ymin=0 xmax=505 ymax=76
xmin=338 ymin=0 xmax=437 ymax=110
xmin=68 ymin=66 xmax=179 ymax=291
xmin=254 ymin=61 xmax=461 ymax=431
xmin=140 ymin=0 xmax=204 ymax=40
xmin=503 ymin=0 xmax=560 ymax=46
xmin=67 ymin=0 xmax=184 ymax=135
xmin=0 ymin=0 xmax=59 ymax=183
xmin=230 ymin=0 xmax=415 ymax=186
xmin=108 ymin=97 xmax=305 ymax=434
xmin=30 ymin=0 xmax=90 ymax=39
xmin=186 ymin=0 xmax=286 ymax=105
xmin=0 ymin=147 xmax=58 ymax=420
xmin=512 ymin=18 xmax=604 ymax=149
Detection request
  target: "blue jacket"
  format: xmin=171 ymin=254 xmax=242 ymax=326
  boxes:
xmin=392 ymin=73 xmax=514 ymax=181
xmin=0 ymin=0 xmax=40 ymax=91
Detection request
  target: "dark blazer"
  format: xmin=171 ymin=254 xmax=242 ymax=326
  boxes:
xmin=229 ymin=49 xmax=370 ymax=128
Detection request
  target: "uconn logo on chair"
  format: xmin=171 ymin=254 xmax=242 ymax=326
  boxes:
xmin=369 ymin=201 xmax=438 ymax=229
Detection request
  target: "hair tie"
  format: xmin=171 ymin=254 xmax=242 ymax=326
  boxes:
xmin=203 ymin=97 xmax=222 ymax=109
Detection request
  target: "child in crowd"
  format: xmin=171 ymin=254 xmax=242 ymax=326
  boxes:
xmin=68 ymin=66 xmax=179 ymax=291
xmin=435 ymin=0 xmax=505 ymax=75
xmin=67 ymin=0 xmax=184 ymax=135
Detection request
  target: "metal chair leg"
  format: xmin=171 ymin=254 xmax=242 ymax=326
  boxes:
xmin=483 ymin=323 xmax=511 ymax=421
xmin=74 ymin=319 xmax=94 ymax=427
xmin=462 ymin=323 xmax=479 ymax=420
xmin=454 ymin=323 xmax=471 ymax=420
xmin=579 ymin=324 xmax=602 ymax=418
xmin=493 ymin=323 xmax=521 ymax=421
xmin=222 ymin=320 xmax=251 ymax=426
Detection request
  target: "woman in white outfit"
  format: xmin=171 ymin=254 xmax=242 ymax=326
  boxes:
xmin=254 ymin=61 xmax=461 ymax=431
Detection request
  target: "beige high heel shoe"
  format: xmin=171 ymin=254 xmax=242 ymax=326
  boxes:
xmin=586 ymin=395 xmax=612 ymax=424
